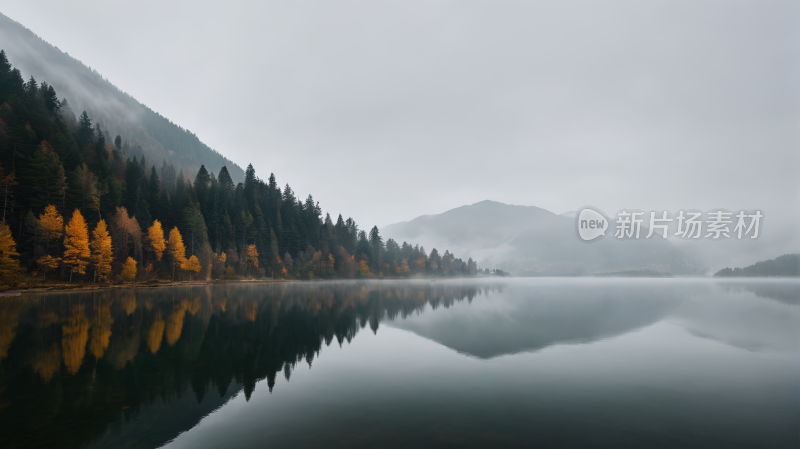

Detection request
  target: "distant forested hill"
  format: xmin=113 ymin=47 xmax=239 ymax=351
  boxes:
xmin=714 ymin=254 xmax=800 ymax=277
xmin=0 ymin=12 xmax=244 ymax=183
xmin=383 ymin=200 xmax=701 ymax=276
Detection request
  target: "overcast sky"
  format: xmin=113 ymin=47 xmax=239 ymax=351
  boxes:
xmin=0 ymin=1 xmax=797 ymax=244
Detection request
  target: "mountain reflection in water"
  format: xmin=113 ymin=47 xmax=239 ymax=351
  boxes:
xmin=0 ymin=279 xmax=797 ymax=449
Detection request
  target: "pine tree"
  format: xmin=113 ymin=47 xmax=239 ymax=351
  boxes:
xmin=243 ymin=164 xmax=257 ymax=210
xmin=26 ymin=148 xmax=65 ymax=211
xmin=218 ymin=166 xmax=235 ymax=192
xmin=42 ymin=83 xmax=61 ymax=114
xmin=269 ymin=228 xmax=279 ymax=262
xmin=90 ymin=219 xmax=113 ymax=282
xmin=167 ymin=226 xmax=187 ymax=280
xmin=193 ymin=165 xmax=210 ymax=205
xmin=25 ymin=75 xmax=38 ymax=95
xmin=0 ymin=165 xmax=18 ymax=223
xmin=147 ymin=220 xmax=166 ymax=261
xmin=76 ymin=111 xmax=95 ymax=150
xmin=0 ymin=222 xmax=21 ymax=284
xmin=182 ymin=204 xmax=208 ymax=256
xmin=369 ymin=226 xmax=384 ymax=271
xmin=0 ymin=50 xmax=12 ymax=101
xmin=63 ymin=209 xmax=90 ymax=281
xmin=148 ymin=166 xmax=161 ymax=217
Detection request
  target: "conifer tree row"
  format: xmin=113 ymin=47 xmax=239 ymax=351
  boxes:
xmin=0 ymin=50 xmax=481 ymax=284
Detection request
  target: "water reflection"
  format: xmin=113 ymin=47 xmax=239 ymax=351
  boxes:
xmin=388 ymin=279 xmax=687 ymax=358
xmin=0 ymin=279 xmax=796 ymax=448
xmin=0 ymin=281 xmax=504 ymax=448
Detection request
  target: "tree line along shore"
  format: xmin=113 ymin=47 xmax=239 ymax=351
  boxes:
xmin=0 ymin=50 xmax=492 ymax=287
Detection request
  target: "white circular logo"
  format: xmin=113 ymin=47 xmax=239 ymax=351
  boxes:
xmin=575 ymin=206 xmax=609 ymax=243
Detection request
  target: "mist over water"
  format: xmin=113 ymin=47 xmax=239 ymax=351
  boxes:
xmin=1 ymin=279 xmax=797 ymax=448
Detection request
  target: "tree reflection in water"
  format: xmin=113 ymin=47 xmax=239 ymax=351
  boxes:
xmin=0 ymin=281 xmax=498 ymax=449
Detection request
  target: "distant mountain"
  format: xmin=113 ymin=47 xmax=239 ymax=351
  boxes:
xmin=713 ymin=254 xmax=799 ymax=277
xmin=383 ymin=200 xmax=700 ymax=275
xmin=0 ymin=13 xmax=244 ymax=182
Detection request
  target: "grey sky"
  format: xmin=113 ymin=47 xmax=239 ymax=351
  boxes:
xmin=0 ymin=1 xmax=797 ymax=250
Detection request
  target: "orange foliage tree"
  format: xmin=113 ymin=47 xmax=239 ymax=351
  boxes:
xmin=63 ymin=209 xmax=90 ymax=281
xmin=90 ymin=219 xmax=113 ymax=282
xmin=167 ymin=227 xmax=187 ymax=280
xmin=182 ymin=255 xmax=201 ymax=280
xmin=38 ymin=205 xmax=63 ymax=254
xmin=36 ymin=255 xmax=60 ymax=281
xmin=0 ymin=222 xmax=21 ymax=285
xmin=147 ymin=219 xmax=166 ymax=262
xmin=121 ymin=257 xmax=137 ymax=282
xmin=245 ymin=244 xmax=259 ymax=277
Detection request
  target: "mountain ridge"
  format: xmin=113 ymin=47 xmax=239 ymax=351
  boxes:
xmin=0 ymin=12 xmax=244 ymax=182
xmin=383 ymin=200 xmax=701 ymax=275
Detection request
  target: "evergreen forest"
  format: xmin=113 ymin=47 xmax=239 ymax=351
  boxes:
xmin=0 ymin=50 xmax=480 ymax=286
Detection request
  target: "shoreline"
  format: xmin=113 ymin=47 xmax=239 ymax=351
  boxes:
xmin=0 ymin=278 xmax=291 ymax=295
xmin=1 ymin=276 xmax=477 ymax=295
xmin=4 ymin=275 xmax=797 ymax=296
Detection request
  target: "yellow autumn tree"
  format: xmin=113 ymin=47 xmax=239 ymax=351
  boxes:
xmin=121 ymin=257 xmax=137 ymax=282
xmin=90 ymin=219 xmax=113 ymax=282
xmin=167 ymin=227 xmax=187 ymax=280
xmin=182 ymin=255 xmax=201 ymax=280
xmin=359 ymin=260 xmax=372 ymax=277
xmin=63 ymin=209 xmax=90 ymax=281
xmin=147 ymin=220 xmax=166 ymax=262
xmin=245 ymin=244 xmax=259 ymax=277
xmin=0 ymin=222 xmax=21 ymax=285
xmin=38 ymin=205 xmax=63 ymax=254
xmin=36 ymin=254 xmax=61 ymax=281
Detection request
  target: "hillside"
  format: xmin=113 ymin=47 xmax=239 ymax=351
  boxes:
xmin=714 ymin=254 xmax=800 ymax=277
xmin=0 ymin=12 xmax=244 ymax=182
xmin=383 ymin=200 xmax=700 ymax=275
xmin=0 ymin=37 xmax=475 ymax=285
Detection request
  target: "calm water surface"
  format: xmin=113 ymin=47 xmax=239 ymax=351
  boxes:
xmin=0 ymin=278 xmax=797 ymax=448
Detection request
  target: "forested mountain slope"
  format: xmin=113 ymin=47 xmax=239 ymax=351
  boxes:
xmin=0 ymin=47 xmax=478 ymax=284
xmin=714 ymin=254 xmax=799 ymax=277
xmin=0 ymin=12 xmax=244 ymax=183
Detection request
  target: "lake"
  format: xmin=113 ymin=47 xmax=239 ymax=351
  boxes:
xmin=0 ymin=278 xmax=797 ymax=448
